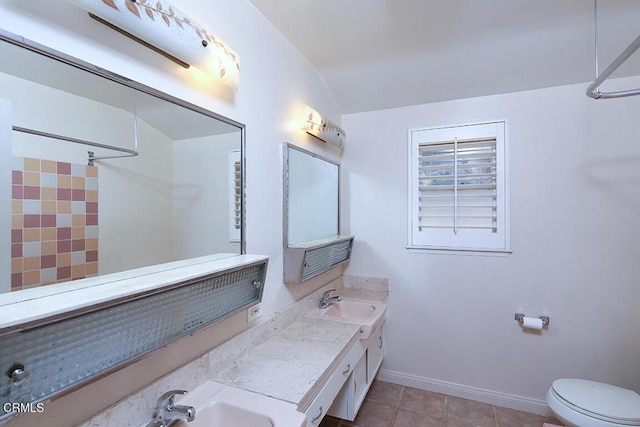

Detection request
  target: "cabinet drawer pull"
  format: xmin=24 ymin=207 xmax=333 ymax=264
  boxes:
xmin=379 ymin=336 xmax=383 ymax=349
xmin=342 ymin=363 xmax=351 ymax=375
xmin=311 ymin=405 xmax=323 ymax=423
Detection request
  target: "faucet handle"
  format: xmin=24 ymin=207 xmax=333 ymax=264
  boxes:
xmin=156 ymin=389 xmax=187 ymax=410
xmin=322 ymin=289 xmax=337 ymax=297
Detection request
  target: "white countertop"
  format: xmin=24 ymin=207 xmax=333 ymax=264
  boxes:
xmin=211 ymin=316 xmax=362 ymax=411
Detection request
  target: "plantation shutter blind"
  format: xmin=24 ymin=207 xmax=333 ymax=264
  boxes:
xmin=409 ymin=122 xmax=508 ymax=251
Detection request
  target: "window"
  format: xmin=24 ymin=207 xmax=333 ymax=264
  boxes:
xmin=408 ymin=121 xmax=509 ymax=252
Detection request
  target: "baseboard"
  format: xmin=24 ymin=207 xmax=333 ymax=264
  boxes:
xmin=376 ymin=369 xmax=552 ymax=417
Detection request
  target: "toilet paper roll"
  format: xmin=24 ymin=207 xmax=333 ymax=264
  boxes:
xmin=522 ymin=316 xmax=543 ymax=330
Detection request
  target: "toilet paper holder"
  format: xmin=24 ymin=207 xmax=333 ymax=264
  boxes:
xmin=515 ymin=312 xmax=550 ymax=327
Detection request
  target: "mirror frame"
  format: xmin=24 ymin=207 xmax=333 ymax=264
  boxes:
xmin=0 ymin=28 xmax=246 ymax=279
xmin=282 ymin=142 xmax=341 ymax=248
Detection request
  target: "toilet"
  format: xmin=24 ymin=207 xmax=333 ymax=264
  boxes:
xmin=546 ymin=379 xmax=640 ymax=427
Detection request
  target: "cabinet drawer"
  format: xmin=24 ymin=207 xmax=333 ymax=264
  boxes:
xmin=304 ymin=338 xmax=365 ymax=426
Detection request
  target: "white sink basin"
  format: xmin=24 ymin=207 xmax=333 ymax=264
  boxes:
xmin=307 ymin=298 xmax=387 ymax=340
xmin=167 ymin=380 xmax=306 ymax=427
xmin=321 ymin=300 xmax=376 ymax=321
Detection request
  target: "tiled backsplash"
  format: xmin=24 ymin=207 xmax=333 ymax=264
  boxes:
xmin=10 ymin=156 xmax=98 ymax=291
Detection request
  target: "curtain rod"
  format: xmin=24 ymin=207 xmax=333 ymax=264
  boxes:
xmin=586 ymin=0 xmax=640 ymax=99
xmin=12 ymin=125 xmax=139 ymax=166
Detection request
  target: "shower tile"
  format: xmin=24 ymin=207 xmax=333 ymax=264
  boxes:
xmin=11 ymin=244 xmax=22 ymax=258
xmin=23 ymin=270 xmax=40 ymax=286
xmin=11 ymin=273 xmax=22 ymax=289
xmin=87 ymin=214 xmax=98 ymax=226
xmin=12 ymin=200 xmax=23 ymax=214
xmin=57 ymin=240 xmax=72 ymax=253
xmin=72 ymin=176 xmax=85 ymax=189
xmin=57 ymin=161 xmax=71 ymax=175
xmin=86 ymin=227 xmax=98 ymax=239
xmin=41 ymin=172 xmax=57 ymax=188
xmin=72 ymin=163 xmax=86 ymax=177
xmin=72 ymin=201 xmax=86 ymax=215
xmin=58 ymin=214 xmax=72 ymax=227
xmin=86 ymin=262 xmax=98 ymax=276
xmin=41 ymin=200 xmax=57 ymax=214
xmin=41 ymin=255 xmax=57 ymax=269
xmin=11 ymin=229 xmax=22 ymax=244
xmin=57 ymin=188 xmax=71 ymax=201
xmin=41 ymin=214 xmax=57 ymax=227
xmin=23 ymin=172 xmax=40 ymax=186
xmin=41 ymin=268 xmax=58 ymax=285
xmin=86 ymin=165 xmax=98 ymax=177
xmin=23 ymin=241 xmax=41 ymax=258
xmin=58 ymin=201 xmax=71 ymax=214
xmin=58 ymin=253 xmax=71 ymax=267
xmin=41 ymin=241 xmax=57 ymax=256
xmin=86 ymin=202 xmax=98 ymax=214
xmin=12 ymin=185 xmax=23 ymax=199
xmin=86 ymin=238 xmax=98 ymax=251
xmin=23 ymin=229 xmax=40 ymax=242
xmin=24 ymin=157 xmax=40 ymax=172
xmin=72 ymin=227 xmax=85 ymax=240
xmin=72 ymin=239 xmax=85 ymax=252
xmin=41 ymin=187 xmax=56 ymax=201
xmin=86 ymin=177 xmax=98 ymax=191
xmin=11 ymin=258 xmax=22 ymax=273
xmin=23 ymin=257 xmax=40 ymax=271
xmin=12 ymin=170 xmax=22 ymax=185
xmin=41 ymin=227 xmax=56 ymax=242
xmin=24 ymin=214 xmax=40 ymax=228
xmin=86 ymin=190 xmax=98 ymax=202
xmin=72 ymin=264 xmax=85 ymax=279
xmin=12 ymin=214 xmax=24 ymax=229
xmin=71 ymin=251 xmax=85 ymax=266
xmin=57 ymin=174 xmax=71 ymax=188
xmin=23 ymin=186 xmax=40 ymax=200
xmin=23 ymin=200 xmax=41 ymax=215
xmin=41 ymin=160 xmax=57 ymax=173
xmin=86 ymin=250 xmax=98 ymax=263
xmin=72 ymin=189 xmax=85 ymax=201
xmin=57 ymin=266 xmax=71 ymax=281
xmin=72 ymin=214 xmax=86 ymax=227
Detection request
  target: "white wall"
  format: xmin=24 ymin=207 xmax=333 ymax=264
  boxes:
xmin=0 ymin=0 xmax=341 ymax=425
xmin=173 ymin=133 xmax=241 ymax=257
xmin=342 ymin=76 xmax=640 ymax=412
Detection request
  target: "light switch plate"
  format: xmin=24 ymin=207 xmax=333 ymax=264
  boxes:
xmin=248 ymin=303 xmax=263 ymax=322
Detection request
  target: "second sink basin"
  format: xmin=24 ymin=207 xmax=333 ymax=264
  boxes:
xmin=321 ymin=300 xmax=376 ymax=320
xmin=307 ymin=298 xmax=386 ymax=340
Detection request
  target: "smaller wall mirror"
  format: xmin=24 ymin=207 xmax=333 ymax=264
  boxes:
xmin=283 ymin=143 xmax=353 ymax=283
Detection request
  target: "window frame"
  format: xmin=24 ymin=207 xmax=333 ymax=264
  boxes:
xmin=407 ymin=120 xmax=511 ymax=254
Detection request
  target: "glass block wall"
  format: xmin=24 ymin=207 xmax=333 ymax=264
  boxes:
xmin=0 ymin=260 xmax=266 ymax=418
xmin=10 ymin=156 xmax=98 ymax=291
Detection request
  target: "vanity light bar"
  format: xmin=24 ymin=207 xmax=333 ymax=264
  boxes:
xmin=68 ymin=0 xmax=240 ymax=89
xmin=303 ymin=105 xmax=346 ymax=149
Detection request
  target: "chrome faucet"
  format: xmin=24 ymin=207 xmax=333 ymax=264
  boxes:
xmin=319 ymin=289 xmax=341 ymax=309
xmin=146 ymin=390 xmax=196 ymax=427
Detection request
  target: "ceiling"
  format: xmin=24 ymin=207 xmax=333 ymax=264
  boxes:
xmin=248 ymin=0 xmax=640 ymax=114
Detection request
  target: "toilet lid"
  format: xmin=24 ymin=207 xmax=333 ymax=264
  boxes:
xmin=552 ymin=379 xmax=640 ymax=423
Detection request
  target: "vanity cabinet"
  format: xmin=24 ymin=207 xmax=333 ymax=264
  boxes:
xmin=327 ymin=323 xmax=385 ymax=421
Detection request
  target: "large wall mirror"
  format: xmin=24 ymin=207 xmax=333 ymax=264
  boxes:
xmin=283 ymin=143 xmax=352 ymax=283
xmin=0 ymin=30 xmax=245 ymax=297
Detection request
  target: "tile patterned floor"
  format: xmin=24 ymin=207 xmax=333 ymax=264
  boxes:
xmin=320 ymin=381 xmax=563 ymax=427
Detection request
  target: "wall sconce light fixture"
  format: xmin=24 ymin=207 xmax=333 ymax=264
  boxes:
xmin=68 ymin=0 xmax=240 ymax=90
xmin=302 ymin=105 xmax=346 ymax=149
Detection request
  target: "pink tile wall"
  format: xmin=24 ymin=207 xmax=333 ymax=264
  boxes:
xmin=10 ymin=157 xmax=99 ymax=291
